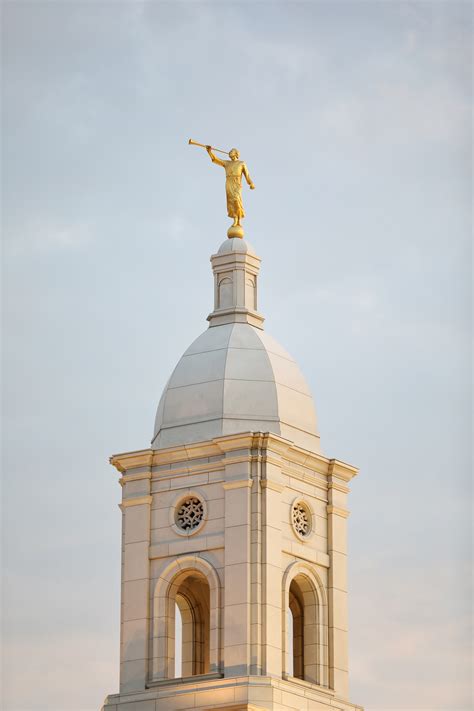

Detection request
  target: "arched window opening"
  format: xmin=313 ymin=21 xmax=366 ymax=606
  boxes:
xmin=152 ymin=555 xmax=221 ymax=682
xmin=218 ymin=277 xmax=233 ymax=309
xmin=285 ymin=572 xmax=324 ymax=686
xmin=245 ymin=276 xmax=256 ymax=310
xmin=172 ymin=572 xmax=210 ymax=678
xmin=289 ymin=580 xmax=304 ymax=680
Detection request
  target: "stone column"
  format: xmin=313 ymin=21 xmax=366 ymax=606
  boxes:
xmin=222 ymin=458 xmax=253 ymax=677
xmin=119 ymin=474 xmax=152 ymax=694
xmin=261 ymin=456 xmax=284 ymax=678
xmin=327 ymin=461 xmax=352 ymax=698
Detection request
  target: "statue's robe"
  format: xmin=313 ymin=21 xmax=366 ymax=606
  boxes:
xmin=224 ymin=161 xmax=247 ymax=219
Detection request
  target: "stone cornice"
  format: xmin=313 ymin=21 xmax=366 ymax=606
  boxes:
xmin=110 ymin=433 xmax=359 ymax=484
xmin=119 ymin=471 xmax=151 ymax=486
xmin=214 ymin=432 xmax=267 ymax=453
xmin=260 ymin=480 xmax=285 ymax=493
xmin=207 ymin=312 xmax=265 ymax=329
xmin=327 ymin=504 xmax=350 ymax=518
xmin=210 ymin=249 xmax=261 ymax=270
xmin=110 ymin=449 xmax=152 ymax=473
xmin=119 ymin=495 xmax=152 ymax=510
xmin=222 ymin=479 xmax=253 ymax=490
xmin=327 ymin=481 xmax=350 ymax=494
xmin=328 ymin=459 xmax=359 ymax=482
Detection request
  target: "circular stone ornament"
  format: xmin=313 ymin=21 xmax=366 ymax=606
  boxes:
xmin=175 ymin=496 xmax=204 ymax=532
xmin=291 ymin=500 xmax=312 ymax=539
xmin=169 ymin=490 xmax=208 ymax=537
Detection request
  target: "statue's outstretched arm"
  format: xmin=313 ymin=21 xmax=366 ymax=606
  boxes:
xmin=206 ymin=146 xmax=226 ymax=168
xmin=242 ymin=163 xmax=255 ymax=189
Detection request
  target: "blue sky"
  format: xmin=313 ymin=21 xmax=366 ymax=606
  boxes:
xmin=2 ymin=2 xmax=472 ymax=709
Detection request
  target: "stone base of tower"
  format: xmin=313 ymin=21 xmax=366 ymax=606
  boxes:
xmin=101 ymin=675 xmax=363 ymax=711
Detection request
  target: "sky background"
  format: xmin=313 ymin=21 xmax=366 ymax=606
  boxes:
xmin=2 ymin=1 xmax=472 ymax=710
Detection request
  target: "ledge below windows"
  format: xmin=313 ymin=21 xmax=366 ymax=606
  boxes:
xmin=147 ymin=672 xmax=224 ymax=688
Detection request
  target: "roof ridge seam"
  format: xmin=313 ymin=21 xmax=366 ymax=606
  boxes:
xmin=253 ymin=328 xmax=282 ymax=439
xmin=220 ymin=322 xmax=235 ymax=437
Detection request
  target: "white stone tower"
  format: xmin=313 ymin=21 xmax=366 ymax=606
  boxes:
xmin=101 ymin=237 xmax=363 ymax=711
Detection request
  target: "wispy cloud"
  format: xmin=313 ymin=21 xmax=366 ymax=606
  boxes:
xmin=350 ymin=562 xmax=473 ymax=709
xmin=4 ymin=219 xmax=93 ymax=257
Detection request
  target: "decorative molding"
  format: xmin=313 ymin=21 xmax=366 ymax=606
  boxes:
xmin=281 ymin=674 xmax=335 ymax=695
xmin=327 ymin=481 xmax=350 ymax=494
xmin=119 ymin=471 xmax=151 ymax=486
xmin=119 ymin=495 xmax=152 ymax=510
xmin=222 ymin=479 xmax=253 ymax=490
xmin=146 ymin=672 xmax=224 ymax=688
xmin=149 ymin=533 xmax=225 ymax=560
xmin=260 ymin=480 xmax=285 ymax=493
xmin=110 ymin=433 xmax=359 ymax=484
xmin=282 ymin=547 xmax=330 ymax=569
xmin=214 ymin=432 xmax=261 ymax=453
xmin=110 ymin=450 xmax=152 ymax=473
xmin=326 ymin=504 xmax=350 ymax=518
xmin=328 ymin=459 xmax=359 ymax=482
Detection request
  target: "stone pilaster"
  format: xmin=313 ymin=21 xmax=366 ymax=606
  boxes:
xmin=118 ymin=471 xmax=152 ymax=694
xmin=326 ymin=460 xmax=355 ymax=698
xmin=223 ymin=452 xmax=253 ymax=676
xmin=261 ymin=454 xmax=285 ymax=678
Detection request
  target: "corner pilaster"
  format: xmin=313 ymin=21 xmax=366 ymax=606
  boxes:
xmin=326 ymin=460 xmax=356 ymax=698
xmin=118 ymin=471 xmax=152 ymax=694
xmin=261 ymin=453 xmax=285 ymax=678
xmin=223 ymin=454 xmax=253 ymax=676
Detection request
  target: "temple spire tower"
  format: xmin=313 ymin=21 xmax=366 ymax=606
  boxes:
xmin=100 ymin=161 xmax=363 ymax=711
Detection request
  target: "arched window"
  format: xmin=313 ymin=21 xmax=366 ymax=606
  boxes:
xmin=152 ymin=555 xmax=221 ymax=682
xmin=283 ymin=563 xmax=328 ymax=687
xmin=288 ymin=579 xmax=304 ymax=680
xmin=245 ymin=276 xmax=256 ymax=310
xmin=173 ymin=572 xmax=210 ymax=677
xmin=218 ymin=277 xmax=233 ymax=309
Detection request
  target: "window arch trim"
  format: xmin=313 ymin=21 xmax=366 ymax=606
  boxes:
xmin=151 ymin=555 xmax=221 ymax=681
xmin=281 ymin=561 xmax=329 ymax=688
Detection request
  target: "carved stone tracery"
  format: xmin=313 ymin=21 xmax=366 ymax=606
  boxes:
xmin=292 ymin=500 xmax=311 ymax=537
xmin=176 ymin=496 xmax=204 ymax=532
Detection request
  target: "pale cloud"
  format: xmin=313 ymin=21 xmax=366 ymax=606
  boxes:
xmin=158 ymin=213 xmax=193 ymax=241
xmin=2 ymin=2 xmax=471 ymax=710
xmin=350 ymin=563 xmax=472 ymax=709
xmin=4 ymin=635 xmax=118 ymax=711
xmin=4 ymin=219 xmax=93 ymax=256
xmin=317 ymin=79 xmax=470 ymax=147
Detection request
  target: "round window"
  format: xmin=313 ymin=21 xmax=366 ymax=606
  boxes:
xmin=291 ymin=500 xmax=312 ymax=538
xmin=175 ymin=496 xmax=204 ymax=532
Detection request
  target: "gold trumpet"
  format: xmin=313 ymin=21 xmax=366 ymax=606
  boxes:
xmin=188 ymin=139 xmax=229 ymax=156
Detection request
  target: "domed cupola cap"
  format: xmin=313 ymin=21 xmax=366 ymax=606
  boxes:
xmin=152 ymin=322 xmax=320 ymax=452
xmin=152 ymin=237 xmax=320 ymax=452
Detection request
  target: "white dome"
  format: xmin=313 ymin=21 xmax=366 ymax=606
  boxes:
xmin=216 ymin=237 xmax=257 ymax=255
xmin=152 ymin=322 xmax=320 ymax=452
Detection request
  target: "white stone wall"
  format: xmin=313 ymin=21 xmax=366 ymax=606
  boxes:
xmin=105 ymin=433 xmax=360 ymax=711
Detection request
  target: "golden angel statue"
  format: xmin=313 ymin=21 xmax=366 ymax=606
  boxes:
xmin=189 ymin=140 xmax=255 ymax=238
